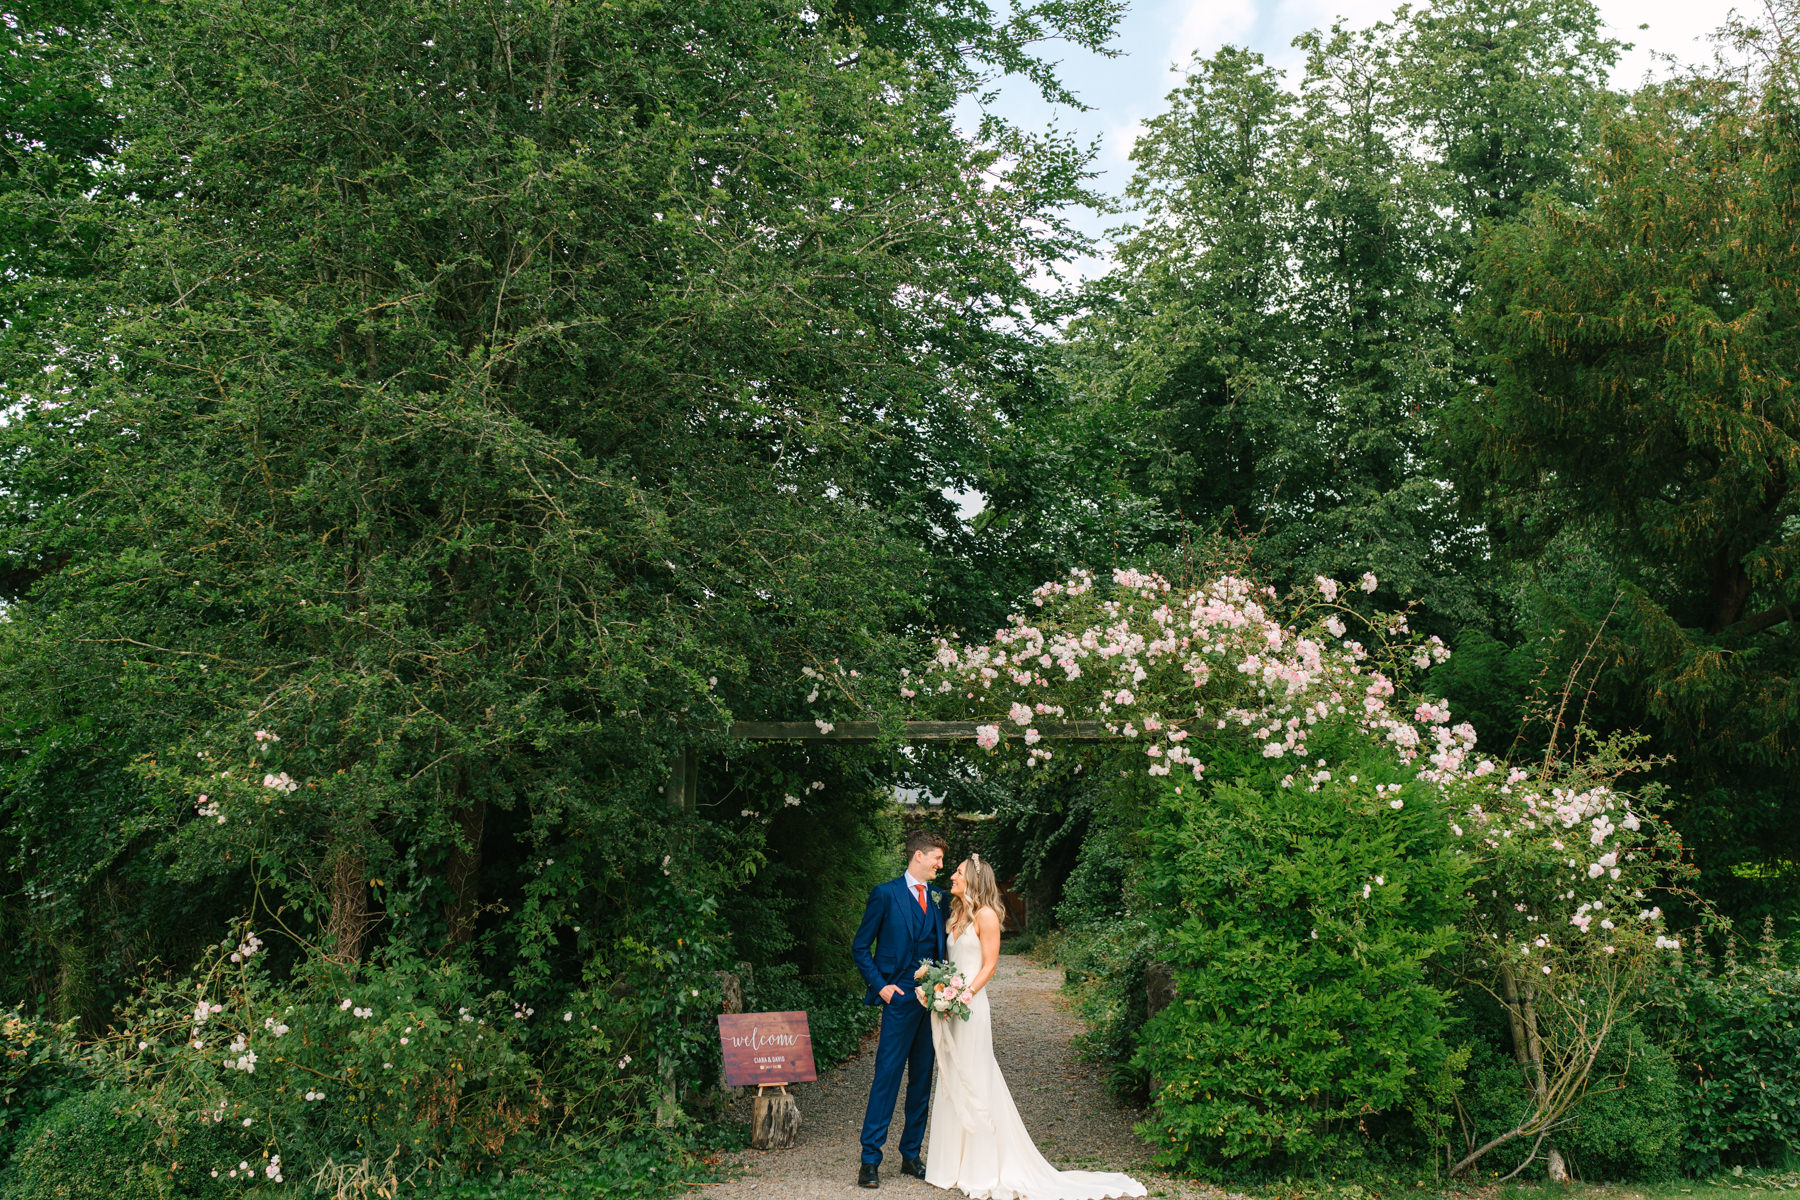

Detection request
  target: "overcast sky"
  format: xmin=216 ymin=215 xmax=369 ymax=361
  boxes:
xmin=958 ymin=0 xmax=1733 ymax=275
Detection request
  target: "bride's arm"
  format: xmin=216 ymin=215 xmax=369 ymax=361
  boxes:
xmin=969 ymin=907 xmax=1003 ymax=995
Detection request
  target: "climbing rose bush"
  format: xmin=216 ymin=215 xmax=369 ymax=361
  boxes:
xmin=95 ymin=938 xmax=541 ymax=1186
xmin=905 ymin=567 xmax=1683 ymax=959
xmin=1449 ymin=769 xmax=1686 ymax=987
xmin=905 ymin=567 xmax=1688 ymax=1172
xmin=1433 ymin=750 xmax=1691 ymax=1176
xmin=909 ymin=567 xmax=1460 ymax=777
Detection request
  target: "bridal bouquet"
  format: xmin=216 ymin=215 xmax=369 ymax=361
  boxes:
xmin=912 ymin=959 xmax=974 ymax=1020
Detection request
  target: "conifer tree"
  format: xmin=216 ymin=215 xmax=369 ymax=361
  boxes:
xmin=1458 ymin=43 xmax=1800 ymax=918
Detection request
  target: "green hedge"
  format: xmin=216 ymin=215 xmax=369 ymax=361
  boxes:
xmin=1135 ymin=766 xmax=1469 ymax=1174
xmin=1657 ymin=954 xmax=1800 ymax=1173
xmin=1050 ymin=878 xmax=1800 ymax=1183
xmin=0 ymin=1089 xmax=253 ymax=1200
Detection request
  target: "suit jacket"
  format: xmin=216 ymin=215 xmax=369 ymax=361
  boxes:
xmin=852 ymin=874 xmax=949 ymax=1006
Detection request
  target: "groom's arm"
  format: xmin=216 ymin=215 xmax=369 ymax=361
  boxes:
xmin=851 ymin=885 xmax=887 ymax=995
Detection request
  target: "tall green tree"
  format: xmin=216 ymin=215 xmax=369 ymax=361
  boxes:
xmin=0 ymin=0 xmax=1113 ymax=1015
xmin=964 ymin=1 xmax=1625 ymax=937
xmin=0 ymin=2 xmax=120 ymax=374
xmin=1457 ymin=37 xmax=1800 ymax=922
xmin=1031 ymin=1 xmax=1622 ymax=636
xmin=1398 ymin=0 xmax=1623 ymax=234
xmin=1063 ymin=45 xmax=1298 ymax=540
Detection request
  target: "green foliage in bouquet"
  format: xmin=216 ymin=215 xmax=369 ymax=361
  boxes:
xmin=914 ymin=960 xmax=975 ymax=1021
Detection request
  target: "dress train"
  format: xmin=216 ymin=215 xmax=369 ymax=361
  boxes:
xmin=924 ymin=926 xmax=1146 ymax=1200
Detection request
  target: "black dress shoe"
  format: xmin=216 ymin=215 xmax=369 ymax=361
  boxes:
xmin=900 ymin=1156 xmax=927 ymax=1180
xmin=859 ymin=1163 xmax=880 ymax=1188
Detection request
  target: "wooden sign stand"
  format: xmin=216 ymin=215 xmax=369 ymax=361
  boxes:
xmin=751 ymin=1083 xmax=800 ymax=1149
xmin=719 ymin=1010 xmax=813 ymax=1150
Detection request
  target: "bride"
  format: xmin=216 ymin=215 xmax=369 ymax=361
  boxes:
xmin=919 ymin=854 xmax=1146 ymax=1200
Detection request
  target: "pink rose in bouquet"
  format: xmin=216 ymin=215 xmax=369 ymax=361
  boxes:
xmin=913 ymin=959 xmax=974 ymax=1021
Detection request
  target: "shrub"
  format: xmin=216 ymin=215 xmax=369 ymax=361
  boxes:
xmin=1452 ymin=1026 xmax=1537 ymax=1174
xmin=1053 ymin=917 xmax=1157 ymax=1107
xmin=1556 ymin=1022 xmax=1683 ymax=1181
xmin=1135 ymin=758 xmax=1470 ymax=1174
xmin=1442 ymin=1001 xmax=1684 ymax=1182
xmin=0 ymin=1010 xmax=83 ymax=1168
xmin=1054 ymin=812 xmax=1135 ymax=932
xmin=419 ymin=1124 xmax=718 ymax=1200
xmin=1442 ymin=731 xmax=1689 ymax=1179
xmin=1654 ymin=949 xmax=1800 ymax=1174
xmin=0 ymin=1087 xmax=251 ymax=1200
xmin=96 ymin=939 xmax=541 ymax=1186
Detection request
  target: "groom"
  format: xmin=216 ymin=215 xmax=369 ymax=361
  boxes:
xmin=851 ymin=828 xmax=950 ymax=1188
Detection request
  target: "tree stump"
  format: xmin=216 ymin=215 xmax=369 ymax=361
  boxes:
xmin=715 ymin=965 xmax=750 ymax=1100
xmin=750 ymin=1085 xmax=801 ymax=1149
xmin=1144 ymin=961 xmax=1176 ymax=1020
xmin=1143 ymin=963 xmax=1176 ymax=1101
xmin=717 ymin=968 xmax=745 ymax=1018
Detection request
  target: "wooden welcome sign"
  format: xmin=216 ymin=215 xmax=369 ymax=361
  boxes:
xmin=718 ymin=1010 xmax=817 ymax=1087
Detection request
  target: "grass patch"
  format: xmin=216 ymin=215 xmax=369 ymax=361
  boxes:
xmin=1594 ymin=1169 xmax=1800 ymax=1200
xmin=1231 ymin=1170 xmax=1800 ymax=1200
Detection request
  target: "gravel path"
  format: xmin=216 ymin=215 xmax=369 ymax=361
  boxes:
xmin=692 ymin=953 xmax=1237 ymax=1200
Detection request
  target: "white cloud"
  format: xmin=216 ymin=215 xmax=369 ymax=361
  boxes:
xmin=1102 ymin=117 xmax=1147 ymax=171
xmin=1166 ymin=0 xmax=1259 ymax=73
xmin=1606 ymin=5 xmax=1727 ymax=87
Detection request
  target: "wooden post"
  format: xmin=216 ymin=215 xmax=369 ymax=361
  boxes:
xmin=666 ymin=747 xmax=698 ymax=812
xmin=1144 ymin=962 xmax=1176 ymax=1021
xmin=751 ymin=1084 xmax=801 ymax=1149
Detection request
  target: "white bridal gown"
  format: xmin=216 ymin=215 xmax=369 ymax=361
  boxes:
xmin=925 ymin=923 xmax=1147 ymax=1200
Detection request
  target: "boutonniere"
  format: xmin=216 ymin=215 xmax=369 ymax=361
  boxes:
xmin=930 ymin=889 xmax=944 ymax=905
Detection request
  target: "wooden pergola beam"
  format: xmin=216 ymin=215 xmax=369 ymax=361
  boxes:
xmin=723 ymin=720 xmax=1114 ymax=743
xmin=667 ymin=720 xmax=1117 ymax=811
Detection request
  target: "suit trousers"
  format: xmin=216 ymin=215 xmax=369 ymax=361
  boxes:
xmin=859 ymin=992 xmax=935 ymax=1165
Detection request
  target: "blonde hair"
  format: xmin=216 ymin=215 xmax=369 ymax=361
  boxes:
xmin=950 ymin=854 xmax=1004 ymax=937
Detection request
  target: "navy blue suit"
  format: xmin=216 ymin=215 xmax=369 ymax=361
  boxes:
xmin=852 ymin=874 xmax=948 ymax=1166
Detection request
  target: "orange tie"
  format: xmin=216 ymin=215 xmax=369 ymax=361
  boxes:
xmin=914 ymin=884 xmax=927 ymax=913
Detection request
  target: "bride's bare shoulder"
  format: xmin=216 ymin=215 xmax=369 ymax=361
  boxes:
xmin=974 ymin=905 xmax=1003 ymax=930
